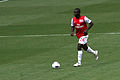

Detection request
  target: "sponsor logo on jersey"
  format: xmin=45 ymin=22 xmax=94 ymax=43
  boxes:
xmin=75 ymin=25 xmax=83 ymax=28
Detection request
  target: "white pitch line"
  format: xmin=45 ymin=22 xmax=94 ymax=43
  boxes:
xmin=95 ymin=32 xmax=120 ymax=35
xmin=0 ymin=34 xmax=70 ymax=38
xmin=0 ymin=33 xmax=119 ymax=38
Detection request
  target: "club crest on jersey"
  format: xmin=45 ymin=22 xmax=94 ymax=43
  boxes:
xmin=79 ymin=19 xmax=84 ymax=22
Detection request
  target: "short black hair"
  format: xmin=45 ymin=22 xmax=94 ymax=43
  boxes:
xmin=74 ymin=8 xmax=81 ymax=13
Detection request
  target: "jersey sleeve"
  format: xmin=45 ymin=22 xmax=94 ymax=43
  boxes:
xmin=84 ymin=16 xmax=92 ymax=24
xmin=71 ymin=18 xmax=74 ymax=26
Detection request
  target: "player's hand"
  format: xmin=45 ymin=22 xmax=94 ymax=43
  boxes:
xmin=84 ymin=31 xmax=87 ymax=35
xmin=71 ymin=32 xmax=74 ymax=36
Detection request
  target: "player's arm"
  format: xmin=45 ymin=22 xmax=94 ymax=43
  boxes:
xmin=84 ymin=21 xmax=93 ymax=35
xmin=84 ymin=16 xmax=94 ymax=35
xmin=71 ymin=26 xmax=75 ymax=36
xmin=71 ymin=18 xmax=75 ymax=36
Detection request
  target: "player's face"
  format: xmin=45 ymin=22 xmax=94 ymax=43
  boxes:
xmin=74 ymin=10 xmax=80 ymax=19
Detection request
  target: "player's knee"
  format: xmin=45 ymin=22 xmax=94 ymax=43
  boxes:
xmin=83 ymin=44 xmax=88 ymax=51
xmin=77 ymin=44 xmax=82 ymax=50
xmin=83 ymin=47 xmax=88 ymax=51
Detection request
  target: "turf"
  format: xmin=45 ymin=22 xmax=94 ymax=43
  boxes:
xmin=0 ymin=0 xmax=120 ymax=80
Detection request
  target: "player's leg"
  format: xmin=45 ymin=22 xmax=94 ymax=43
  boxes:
xmin=77 ymin=43 xmax=83 ymax=65
xmin=82 ymin=43 xmax=88 ymax=51
xmin=87 ymin=45 xmax=98 ymax=60
xmin=74 ymin=35 xmax=88 ymax=67
xmin=73 ymin=43 xmax=83 ymax=67
xmin=0 ymin=0 xmax=8 ymax=2
xmin=83 ymin=44 xmax=98 ymax=60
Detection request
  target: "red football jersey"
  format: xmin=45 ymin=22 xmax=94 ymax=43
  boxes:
xmin=71 ymin=16 xmax=92 ymax=38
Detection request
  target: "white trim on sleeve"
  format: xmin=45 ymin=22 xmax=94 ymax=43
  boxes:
xmin=84 ymin=16 xmax=92 ymax=24
xmin=71 ymin=18 xmax=74 ymax=26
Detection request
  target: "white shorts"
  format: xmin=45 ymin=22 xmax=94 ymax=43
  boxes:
xmin=78 ymin=35 xmax=88 ymax=44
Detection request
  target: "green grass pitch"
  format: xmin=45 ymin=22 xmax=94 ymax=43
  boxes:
xmin=0 ymin=0 xmax=120 ymax=80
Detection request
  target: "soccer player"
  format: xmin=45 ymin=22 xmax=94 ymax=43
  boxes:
xmin=71 ymin=8 xmax=98 ymax=67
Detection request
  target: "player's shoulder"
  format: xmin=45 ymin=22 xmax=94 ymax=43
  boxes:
xmin=80 ymin=15 xmax=86 ymax=19
xmin=72 ymin=17 xmax=76 ymax=19
xmin=72 ymin=17 xmax=76 ymax=21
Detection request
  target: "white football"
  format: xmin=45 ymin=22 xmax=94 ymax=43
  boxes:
xmin=52 ymin=61 xmax=60 ymax=69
